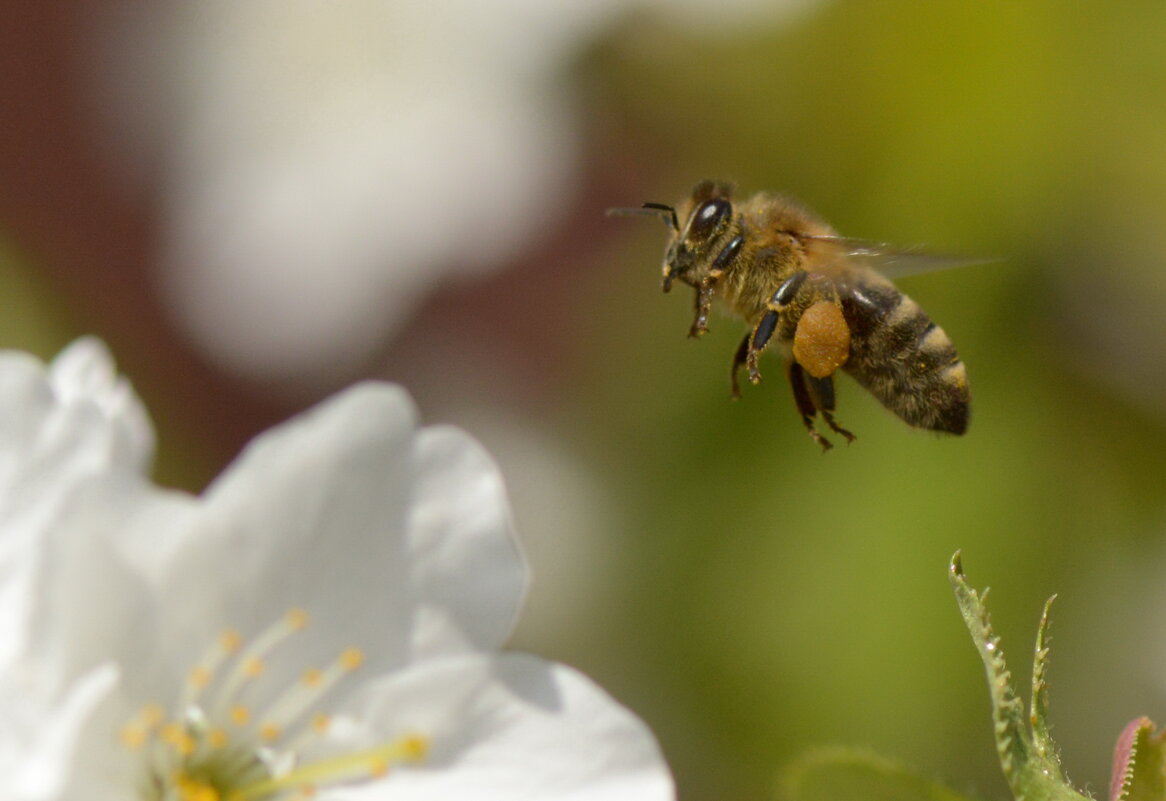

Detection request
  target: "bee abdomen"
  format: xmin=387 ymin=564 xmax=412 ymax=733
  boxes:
xmin=841 ymin=286 xmax=969 ymax=434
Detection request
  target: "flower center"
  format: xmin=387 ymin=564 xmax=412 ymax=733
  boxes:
xmin=120 ymin=609 xmax=428 ymax=800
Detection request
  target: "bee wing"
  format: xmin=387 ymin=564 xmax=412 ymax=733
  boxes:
xmin=802 ymin=235 xmax=994 ymax=280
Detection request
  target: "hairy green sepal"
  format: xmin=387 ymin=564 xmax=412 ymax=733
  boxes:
xmin=949 ymin=552 xmax=1089 ymax=801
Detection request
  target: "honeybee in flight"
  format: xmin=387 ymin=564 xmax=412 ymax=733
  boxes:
xmin=609 ymin=180 xmax=970 ymax=450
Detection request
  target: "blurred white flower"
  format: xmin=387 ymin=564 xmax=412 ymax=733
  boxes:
xmin=91 ymin=0 xmax=816 ymax=386
xmin=0 ymin=341 xmax=673 ymax=801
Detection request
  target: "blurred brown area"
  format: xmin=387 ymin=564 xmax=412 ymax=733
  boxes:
xmin=0 ymin=3 xmax=287 ymax=487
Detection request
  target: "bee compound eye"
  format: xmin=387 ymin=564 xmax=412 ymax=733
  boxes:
xmin=689 ymin=199 xmax=731 ymax=240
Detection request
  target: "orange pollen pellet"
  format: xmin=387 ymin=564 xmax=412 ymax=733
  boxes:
xmin=793 ymin=300 xmax=851 ymax=379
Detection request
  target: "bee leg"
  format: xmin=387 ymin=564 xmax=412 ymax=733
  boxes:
xmin=688 ymin=271 xmax=724 ymax=338
xmin=730 ymin=333 xmax=750 ymax=399
xmin=805 ymin=373 xmax=856 ymax=444
xmin=772 ymin=269 xmax=809 ymax=308
xmin=744 ymin=309 xmax=779 ymax=384
xmin=788 ymin=360 xmax=832 ymax=452
xmin=743 ymin=270 xmax=809 ymax=382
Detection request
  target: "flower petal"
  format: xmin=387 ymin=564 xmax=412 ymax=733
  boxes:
xmin=407 ymin=425 xmax=526 ymax=657
xmin=0 ymin=663 xmax=118 ymax=801
xmin=149 ymin=383 xmax=525 ymax=677
xmin=47 ymin=338 xmax=154 ymax=475
xmin=332 ymin=653 xmax=673 ymax=801
xmin=0 ymin=340 xmax=154 ymax=670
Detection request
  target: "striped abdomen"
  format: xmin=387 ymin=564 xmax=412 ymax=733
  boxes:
xmin=839 ymin=279 xmax=969 ymax=434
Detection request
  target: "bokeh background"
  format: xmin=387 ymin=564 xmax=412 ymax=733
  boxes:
xmin=4 ymin=2 xmax=1166 ymax=799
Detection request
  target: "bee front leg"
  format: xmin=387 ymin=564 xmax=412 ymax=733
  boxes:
xmin=688 ymin=272 xmax=723 ymax=338
xmin=788 ymin=361 xmax=832 ymax=451
xmin=805 ymin=373 xmax=856 ymax=444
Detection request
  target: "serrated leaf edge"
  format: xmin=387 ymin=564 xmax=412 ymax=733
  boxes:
xmin=949 ymin=552 xmax=1090 ymax=801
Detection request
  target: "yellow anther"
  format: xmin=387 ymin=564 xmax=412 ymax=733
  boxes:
xmin=400 ymin=734 xmax=429 ymax=761
xmin=340 ymin=648 xmax=364 ymax=671
xmin=120 ymin=704 xmax=167 ymax=749
xmin=286 ymin=609 xmax=309 ymax=630
xmin=369 ymin=759 xmax=389 ymax=778
xmin=208 ymin=728 xmax=229 ymax=749
xmin=175 ymin=774 xmax=221 ymax=801
xmin=120 ymin=723 xmax=148 ymax=749
xmin=243 ymin=657 xmax=266 ymax=678
xmin=189 ymin=666 xmax=213 ymax=688
xmin=161 ymin=722 xmax=185 ymax=745
xmin=311 ymin=714 xmax=330 ymax=733
xmin=302 ymin=667 xmax=323 ymax=687
xmin=220 ymin=630 xmax=242 ymax=652
xmin=142 ymin=704 xmax=165 ymax=727
xmin=230 ymin=706 xmax=251 ymax=726
xmin=260 ymin=722 xmax=282 ymax=742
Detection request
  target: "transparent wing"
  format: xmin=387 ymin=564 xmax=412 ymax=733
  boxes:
xmin=802 ymin=234 xmax=996 ymax=280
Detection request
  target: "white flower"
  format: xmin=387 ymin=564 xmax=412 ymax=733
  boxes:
xmin=0 ymin=340 xmax=673 ymax=801
xmin=91 ymin=0 xmax=817 ymax=386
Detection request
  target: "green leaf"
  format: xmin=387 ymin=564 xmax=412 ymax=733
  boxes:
xmin=781 ymin=747 xmax=984 ymax=801
xmin=949 ymin=552 xmax=1090 ymax=801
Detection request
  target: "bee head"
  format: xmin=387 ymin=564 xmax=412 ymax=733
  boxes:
xmin=661 ymin=181 xmax=736 ymax=292
xmin=605 ymin=180 xmax=737 ymax=291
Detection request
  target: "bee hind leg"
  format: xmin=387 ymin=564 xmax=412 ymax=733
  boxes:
xmin=805 ymin=373 xmax=856 ymax=444
xmin=788 ymin=361 xmax=832 ymax=452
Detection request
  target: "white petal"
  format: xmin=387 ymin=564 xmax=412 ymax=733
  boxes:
xmin=48 ymin=338 xmax=154 ymax=474
xmin=0 ymin=663 xmax=118 ymax=801
xmin=0 ymin=340 xmax=154 ymax=670
xmin=149 ymin=383 xmax=524 ymax=677
xmin=20 ymin=481 xmax=164 ymax=697
xmin=332 ymin=653 xmax=673 ymax=801
xmin=408 ymin=426 xmax=526 ymax=658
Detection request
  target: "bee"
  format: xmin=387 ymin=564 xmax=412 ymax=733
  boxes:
xmin=609 ymin=179 xmax=970 ymax=450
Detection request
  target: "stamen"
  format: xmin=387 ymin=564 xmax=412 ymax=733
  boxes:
xmin=120 ymin=703 xmax=165 ymax=749
xmin=211 ymin=611 xmax=309 ymax=717
xmin=233 ymin=733 xmax=430 ymax=800
xmin=175 ymin=775 xmax=221 ymax=801
xmin=161 ymin=722 xmax=197 ymax=756
xmin=253 ymin=648 xmax=365 ymax=743
xmin=122 ymin=610 xmax=427 ymax=801
xmin=177 ymin=630 xmax=243 ymax=714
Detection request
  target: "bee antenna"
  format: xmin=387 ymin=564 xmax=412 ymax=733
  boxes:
xmin=641 ymin=202 xmax=680 ymax=231
xmin=605 ymin=202 xmax=679 ymax=232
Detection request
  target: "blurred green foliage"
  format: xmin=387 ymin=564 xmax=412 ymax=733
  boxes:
xmin=547 ymin=2 xmax=1166 ymax=800
xmin=0 ymin=238 xmax=76 ymax=357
